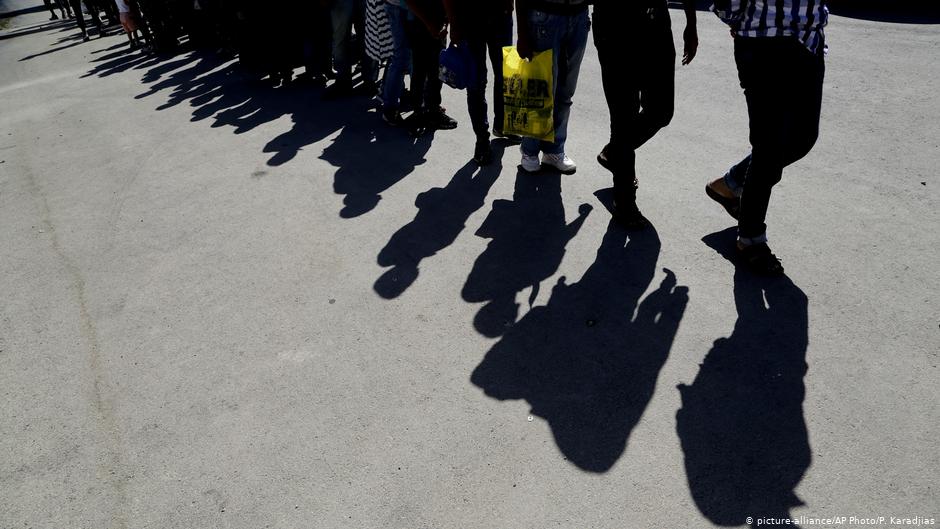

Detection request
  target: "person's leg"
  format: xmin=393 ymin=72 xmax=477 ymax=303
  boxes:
xmin=44 ymin=0 xmax=59 ymax=19
xmin=466 ymin=35 xmax=491 ymax=140
xmin=633 ymin=7 xmax=675 ymax=150
xmin=488 ymin=12 xmax=514 ymax=136
xmin=330 ymin=0 xmax=355 ymax=86
xmin=539 ymin=7 xmax=589 ymax=156
xmin=84 ymin=1 xmax=104 ymax=31
xmin=594 ymin=3 xmax=641 ymax=176
xmin=381 ymin=4 xmax=409 ymax=118
xmin=70 ymin=0 xmax=88 ymax=38
xmin=519 ymin=8 xmax=564 ymax=158
xmin=736 ymin=37 xmax=824 ymax=243
xmin=593 ymin=4 xmax=647 ymax=225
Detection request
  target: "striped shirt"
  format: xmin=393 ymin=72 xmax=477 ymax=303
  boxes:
xmin=714 ymin=0 xmax=829 ymax=54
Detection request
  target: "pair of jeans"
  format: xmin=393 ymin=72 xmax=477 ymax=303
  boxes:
xmin=331 ymin=0 xmax=355 ymax=83
xmin=465 ymin=12 xmax=514 ymax=141
xmin=407 ymin=18 xmax=444 ymax=112
xmin=727 ymin=37 xmax=825 ymax=239
xmin=519 ymin=6 xmax=590 ymax=156
xmin=593 ymin=4 xmax=675 ymax=191
xmin=382 ymin=3 xmax=410 ymax=111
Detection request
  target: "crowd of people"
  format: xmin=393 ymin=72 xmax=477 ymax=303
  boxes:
xmin=50 ymin=0 xmax=829 ymax=276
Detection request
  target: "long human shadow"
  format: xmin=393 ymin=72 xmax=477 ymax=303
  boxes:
xmin=471 ymin=211 xmax=689 ymax=472
xmin=373 ymin=142 xmax=508 ymax=299
xmin=677 ymin=227 xmax=810 ymax=528
xmin=461 ymin=170 xmax=591 ymax=338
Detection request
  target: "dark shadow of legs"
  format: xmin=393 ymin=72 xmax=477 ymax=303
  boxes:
xmin=472 ymin=221 xmax=689 ymax=472
xmin=374 ymin=142 xmax=508 ymax=299
xmin=461 ymin=170 xmax=592 ymax=338
xmin=320 ymin=120 xmax=433 ymax=218
xmin=677 ymin=227 xmax=810 ymax=528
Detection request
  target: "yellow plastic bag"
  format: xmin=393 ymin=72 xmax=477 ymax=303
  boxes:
xmin=502 ymin=47 xmax=554 ymax=142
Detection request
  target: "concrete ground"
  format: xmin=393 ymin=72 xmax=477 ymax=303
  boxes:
xmin=1 ymin=2 xmax=937 ymax=528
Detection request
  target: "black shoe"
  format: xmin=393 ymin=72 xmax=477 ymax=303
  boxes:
xmin=82 ymin=33 xmax=90 ymax=42
xmin=473 ymin=140 xmax=493 ymax=165
xmin=737 ymin=242 xmax=785 ymax=276
xmin=403 ymin=112 xmax=427 ymax=137
xmin=425 ymin=107 xmax=457 ymax=130
xmin=612 ymin=180 xmax=649 ymax=230
xmin=50 ymin=14 xmax=59 ymax=20
xmin=597 ymin=143 xmax=622 ymax=173
xmin=382 ymin=108 xmax=405 ymax=127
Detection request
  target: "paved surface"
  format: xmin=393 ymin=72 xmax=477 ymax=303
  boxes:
xmin=1 ymin=2 xmax=937 ymax=528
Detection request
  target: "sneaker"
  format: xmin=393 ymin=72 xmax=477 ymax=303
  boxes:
xmin=382 ymin=108 xmax=405 ymax=127
xmin=542 ymin=152 xmax=577 ymax=175
xmin=425 ymin=108 xmax=458 ymax=130
xmin=473 ymin=140 xmax=493 ymax=165
xmin=521 ymin=152 xmax=541 ymax=173
xmin=737 ymin=242 xmax=784 ymax=276
xmin=612 ymin=180 xmax=649 ymax=230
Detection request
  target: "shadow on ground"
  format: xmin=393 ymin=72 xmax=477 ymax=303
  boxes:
xmin=471 ymin=199 xmax=689 ymax=472
xmin=373 ymin=142 xmax=507 ymax=299
xmin=677 ymin=227 xmax=811 ymax=529
xmin=461 ymin=170 xmax=592 ymax=337
xmin=79 ymin=43 xmax=426 ymax=219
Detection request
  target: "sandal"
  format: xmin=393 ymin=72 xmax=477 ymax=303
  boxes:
xmin=706 ymin=182 xmax=741 ymax=220
xmin=737 ymin=243 xmax=784 ymax=276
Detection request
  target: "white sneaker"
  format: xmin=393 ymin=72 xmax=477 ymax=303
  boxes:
xmin=541 ymin=152 xmax=577 ymax=174
xmin=521 ymin=152 xmax=541 ymax=173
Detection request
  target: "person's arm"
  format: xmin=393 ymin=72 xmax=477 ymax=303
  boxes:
xmin=682 ymin=0 xmax=698 ymax=65
xmin=406 ymin=0 xmax=447 ymax=39
xmin=515 ymin=0 xmax=533 ymax=59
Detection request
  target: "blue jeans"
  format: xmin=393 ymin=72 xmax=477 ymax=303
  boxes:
xmin=382 ymin=3 xmax=411 ymax=111
xmin=466 ymin=13 xmax=514 ymax=141
xmin=331 ymin=0 xmax=355 ymax=82
xmin=520 ymin=7 xmax=590 ymax=156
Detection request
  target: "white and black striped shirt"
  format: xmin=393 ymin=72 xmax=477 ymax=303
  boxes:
xmin=714 ymin=0 xmax=829 ymax=54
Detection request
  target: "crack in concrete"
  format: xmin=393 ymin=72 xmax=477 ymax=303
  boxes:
xmin=22 ymin=159 xmax=130 ymax=529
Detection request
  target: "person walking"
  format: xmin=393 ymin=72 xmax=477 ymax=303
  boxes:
xmin=705 ymin=0 xmax=828 ymax=275
xmin=592 ymin=0 xmax=697 ymax=229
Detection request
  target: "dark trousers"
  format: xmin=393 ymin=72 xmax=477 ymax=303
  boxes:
xmin=406 ymin=18 xmax=443 ymax=111
xmin=466 ymin=13 xmax=514 ymax=140
xmin=729 ymin=37 xmax=825 ymax=239
xmin=69 ymin=0 xmax=103 ymax=34
xmin=593 ymin=4 xmax=675 ymax=192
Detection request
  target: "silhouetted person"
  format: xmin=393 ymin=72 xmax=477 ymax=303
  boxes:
xmin=515 ymin=0 xmax=591 ymax=175
xmin=443 ymin=0 xmax=517 ymax=165
xmin=705 ymin=0 xmax=829 ymax=275
xmin=404 ymin=0 xmax=458 ymax=132
xmin=678 ymin=228 xmax=810 ymax=528
xmin=472 ymin=221 xmax=688 ymax=472
xmin=593 ymin=0 xmax=697 ymax=229
xmin=44 ymin=0 xmax=71 ymax=20
xmin=70 ymin=0 xmax=107 ymax=41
